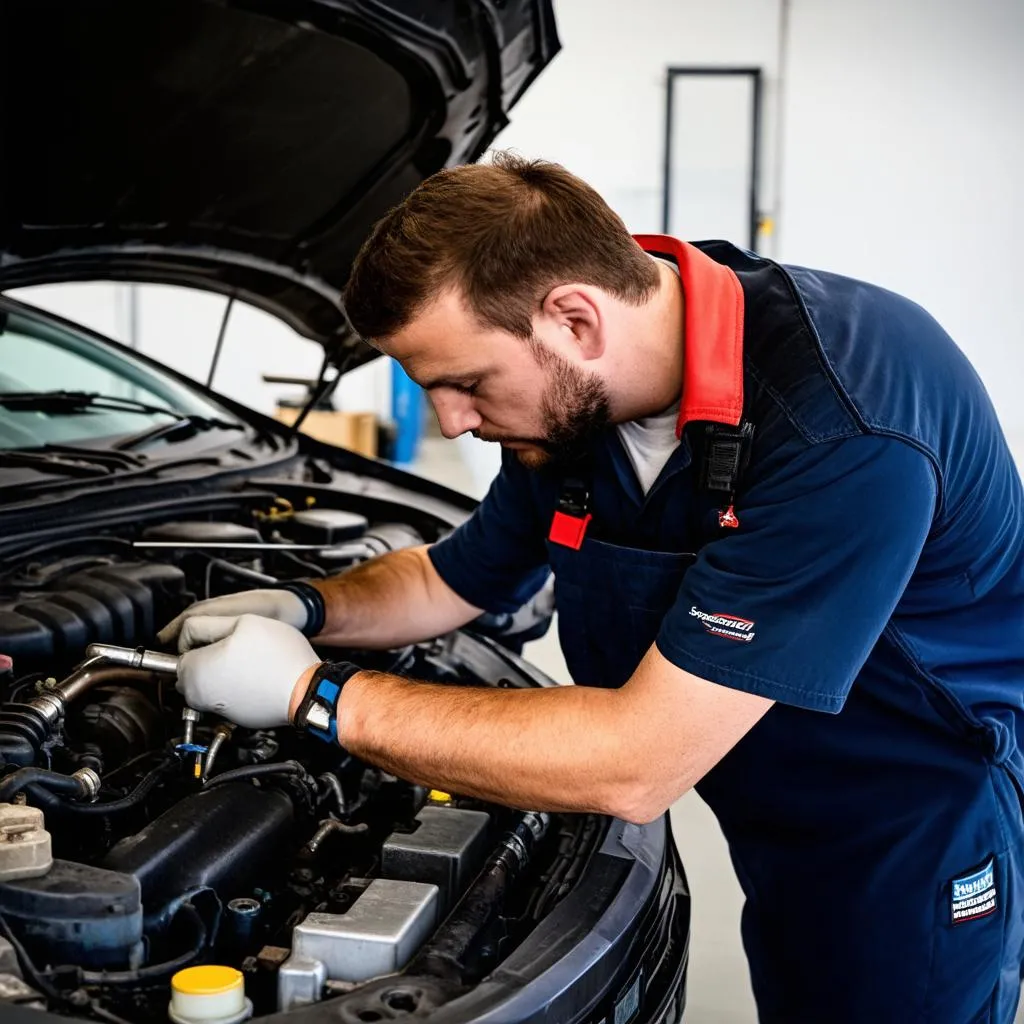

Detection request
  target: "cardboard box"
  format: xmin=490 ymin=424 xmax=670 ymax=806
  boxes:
xmin=274 ymin=408 xmax=378 ymax=459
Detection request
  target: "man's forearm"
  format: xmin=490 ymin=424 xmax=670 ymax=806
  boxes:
xmin=310 ymin=545 xmax=483 ymax=648
xmin=337 ymin=671 xmax=643 ymax=820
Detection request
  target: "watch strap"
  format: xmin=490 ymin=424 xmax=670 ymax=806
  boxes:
xmin=294 ymin=660 xmax=361 ymax=745
xmin=278 ymin=581 xmax=327 ymax=637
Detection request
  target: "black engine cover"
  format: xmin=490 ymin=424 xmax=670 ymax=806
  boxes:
xmin=101 ymin=783 xmax=295 ymax=913
xmin=0 ymin=561 xmax=186 ymax=665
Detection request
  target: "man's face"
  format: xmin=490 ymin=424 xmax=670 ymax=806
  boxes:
xmin=384 ymin=290 xmax=611 ymax=469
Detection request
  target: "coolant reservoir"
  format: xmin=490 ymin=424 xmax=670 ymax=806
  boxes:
xmin=0 ymin=804 xmax=52 ymax=881
xmin=169 ymin=966 xmax=252 ymax=1024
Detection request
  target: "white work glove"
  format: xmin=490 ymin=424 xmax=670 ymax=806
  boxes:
xmin=175 ymin=614 xmax=320 ymax=729
xmin=158 ymin=589 xmax=310 ymax=650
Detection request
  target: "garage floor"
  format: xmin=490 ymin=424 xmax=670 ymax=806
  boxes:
xmin=410 ymin=436 xmax=1024 ymax=1023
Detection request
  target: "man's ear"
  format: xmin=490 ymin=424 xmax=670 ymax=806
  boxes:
xmin=539 ymin=284 xmax=605 ymax=359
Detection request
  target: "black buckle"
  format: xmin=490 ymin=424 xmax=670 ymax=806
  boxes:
xmin=556 ymin=476 xmax=591 ymax=518
xmin=698 ymin=421 xmax=755 ymax=495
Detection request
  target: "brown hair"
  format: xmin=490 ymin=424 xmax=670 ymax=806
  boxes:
xmin=342 ymin=152 xmax=659 ymax=342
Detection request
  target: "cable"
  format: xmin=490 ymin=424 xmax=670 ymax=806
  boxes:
xmin=0 ymin=910 xmax=63 ymax=1004
xmin=88 ymin=1001 xmax=134 ymax=1024
xmin=274 ymin=549 xmax=327 ymax=578
xmin=204 ymin=557 xmax=278 ymax=589
xmin=204 ymin=759 xmax=307 ymax=789
xmin=81 ymin=903 xmax=206 ymax=985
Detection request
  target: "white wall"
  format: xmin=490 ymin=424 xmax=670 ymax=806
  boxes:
xmin=496 ymin=0 xmax=783 ymax=232
xmin=780 ymin=0 xmax=1024 ymax=455
xmin=9 ymin=282 xmax=393 ymax=421
xmin=497 ymin=0 xmax=1024 ymax=460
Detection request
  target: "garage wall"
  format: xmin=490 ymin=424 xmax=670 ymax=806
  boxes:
xmin=779 ymin=0 xmax=1024 ymax=458
xmin=8 ymin=281 xmax=393 ymax=422
xmin=496 ymin=0 xmax=1024 ymax=461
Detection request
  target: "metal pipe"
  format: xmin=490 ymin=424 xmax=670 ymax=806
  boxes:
xmin=83 ymin=645 xmax=179 ymax=676
xmin=53 ymin=663 xmax=164 ymax=705
xmin=132 ymin=541 xmax=371 ymax=554
xmin=201 ymin=723 xmax=235 ymax=783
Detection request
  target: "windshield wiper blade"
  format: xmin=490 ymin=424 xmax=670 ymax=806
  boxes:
xmin=114 ymin=415 xmax=244 ymax=452
xmin=0 ymin=443 xmax=145 ymax=477
xmin=0 ymin=390 xmax=182 ymax=418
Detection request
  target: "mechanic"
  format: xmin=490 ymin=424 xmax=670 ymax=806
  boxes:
xmin=159 ymin=154 xmax=1024 ymax=1023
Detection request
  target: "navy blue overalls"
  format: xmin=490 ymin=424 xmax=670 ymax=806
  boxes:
xmin=431 ymin=236 xmax=1024 ymax=1022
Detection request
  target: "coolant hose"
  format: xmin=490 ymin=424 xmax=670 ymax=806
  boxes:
xmin=0 ymin=766 xmax=86 ymax=802
xmin=24 ymin=759 xmax=175 ymax=816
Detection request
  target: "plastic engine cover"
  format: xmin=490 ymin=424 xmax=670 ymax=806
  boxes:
xmin=0 ymin=561 xmax=186 ymax=665
xmin=102 ymin=783 xmax=294 ymax=913
xmin=0 ymin=859 xmax=143 ymax=968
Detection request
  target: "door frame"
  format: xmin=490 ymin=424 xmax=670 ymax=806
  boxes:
xmin=661 ymin=66 xmax=764 ymax=251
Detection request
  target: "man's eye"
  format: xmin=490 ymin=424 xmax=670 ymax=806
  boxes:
xmin=459 ymin=382 xmax=481 ymax=397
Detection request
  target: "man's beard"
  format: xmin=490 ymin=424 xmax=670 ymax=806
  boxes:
xmin=476 ymin=341 xmax=611 ymax=470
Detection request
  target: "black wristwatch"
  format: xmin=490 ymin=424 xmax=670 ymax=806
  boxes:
xmin=278 ymin=580 xmax=327 ymax=637
xmin=293 ymin=660 xmax=361 ymax=745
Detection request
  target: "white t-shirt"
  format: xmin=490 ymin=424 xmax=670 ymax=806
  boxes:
xmin=615 ymin=256 xmax=682 ymax=495
xmin=616 ymin=401 xmax=681 ymax=495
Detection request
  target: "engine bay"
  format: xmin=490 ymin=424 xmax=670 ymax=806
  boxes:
xmin=0 ymin=493 xmax=598 ymax=1022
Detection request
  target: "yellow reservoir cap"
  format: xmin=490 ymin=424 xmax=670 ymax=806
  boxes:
xmin=173 ymin=966 xmax=242 ymax=996
xmin=428 ymin=790 xmax=453 ymax=803
xmin=169 ymin=965 xmax=252 ymax=1024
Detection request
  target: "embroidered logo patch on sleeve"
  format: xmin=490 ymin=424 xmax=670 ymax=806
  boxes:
xmin=951 ymin=857 xmax=997 ymax=925
xmin=689 ymin=605 xmax=756 ymax=643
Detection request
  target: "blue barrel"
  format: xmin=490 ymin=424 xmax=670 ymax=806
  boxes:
xmin=391 ymin=360 xmax=426 ymax=465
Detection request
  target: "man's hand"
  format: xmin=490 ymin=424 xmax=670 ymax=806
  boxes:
xmin=158 ymin=590 xmax=310 ymax=649
xmin=175 ymin=615 xmax=320 ymax=729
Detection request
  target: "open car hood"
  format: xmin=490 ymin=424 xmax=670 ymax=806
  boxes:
xmin=0 ymin=0 xmax=558 ymax=368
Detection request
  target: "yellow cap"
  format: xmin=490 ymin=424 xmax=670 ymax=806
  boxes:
xmin=428 ymin=789 xmax=453 ymax=803
xmin=172 ymin=965 xmax=243 ymax=997
xmin=169 ymin=965 xmax=251 ymax=1024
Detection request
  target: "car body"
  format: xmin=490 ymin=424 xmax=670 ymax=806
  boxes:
xmin=0 ymin=4 xmax=690 ymax=1023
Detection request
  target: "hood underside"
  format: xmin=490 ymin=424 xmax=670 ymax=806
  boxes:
xmin=0 ymin=0 xmax=559 ymax=366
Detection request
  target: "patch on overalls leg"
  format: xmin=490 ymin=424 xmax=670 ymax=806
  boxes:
xmin=950 ymin=856 xmax=997 ymax=925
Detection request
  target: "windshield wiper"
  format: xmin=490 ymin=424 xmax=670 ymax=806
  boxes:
xmin=0 ymin=443 xmax=146 ymax=477
xmin=0 ymin=390 xmax=182 ymax=418
xmin=114 ymin=414 xmax=244 ymax=452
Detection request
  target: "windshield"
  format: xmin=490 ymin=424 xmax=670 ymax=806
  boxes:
xmin=0 ymin=305 xmax=233 ymax=450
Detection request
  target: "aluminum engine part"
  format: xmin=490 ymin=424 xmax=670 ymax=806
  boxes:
xmin=381 ymin=806 xmax=489 ymax=915
xmin=0 ymin=804 xmax=51 ymax=881
xmin=278 ymin=957 xmax=328 ymax=1013
xmin=280 ymin=878 xmax=438 ymax=1008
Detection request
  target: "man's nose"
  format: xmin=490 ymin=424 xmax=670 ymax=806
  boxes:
xmin=430 ymin=392 xmax=482 ymax=439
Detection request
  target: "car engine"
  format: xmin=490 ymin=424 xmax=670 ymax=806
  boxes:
xmin=0 ymin=495 xmax=597 ymax=1022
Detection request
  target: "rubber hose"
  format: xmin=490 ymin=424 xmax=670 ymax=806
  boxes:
xmin=204 ymin=759 xmax=306 ymax=789
xmin=24 ymin=759 xmax=174 ymax=816
xmin=0 ymin=767 xmax=85 ymax=802
xmin=81 ymin=903 xmax=206 ymax=984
